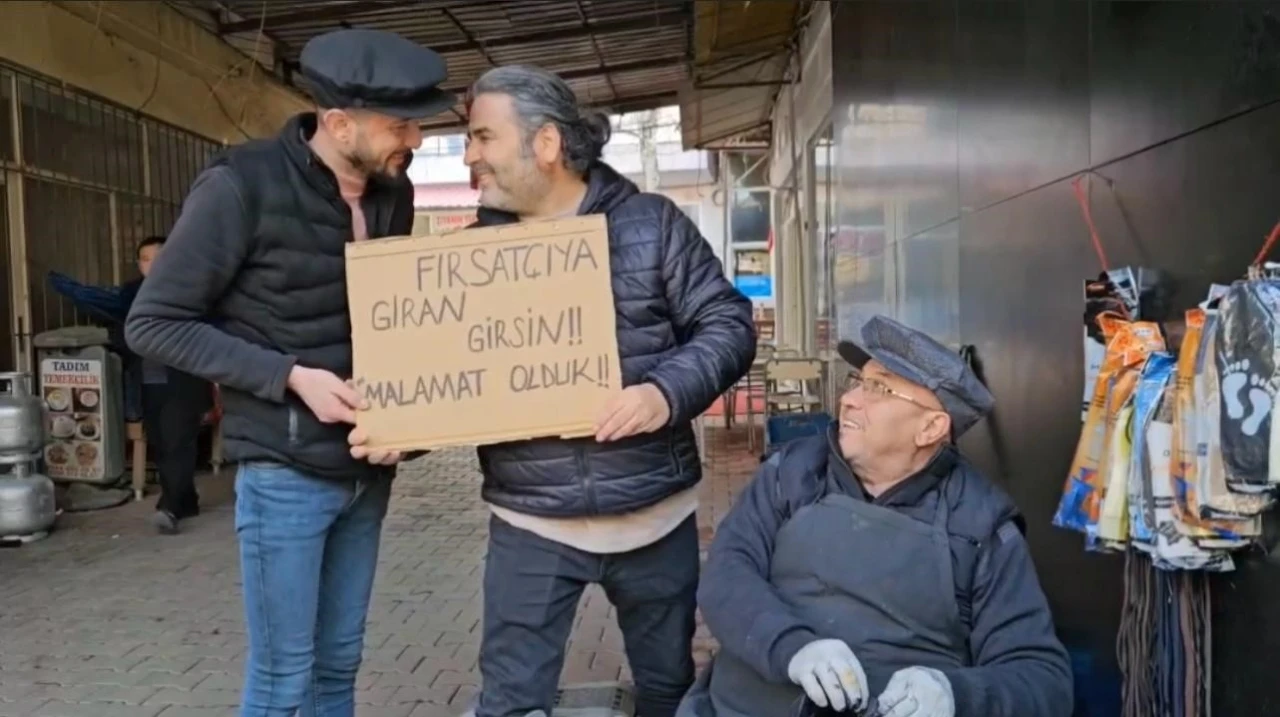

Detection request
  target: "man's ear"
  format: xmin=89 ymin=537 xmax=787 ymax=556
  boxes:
xmin=533 ymin=123 xmax=562 ymax=168
xmin=319 ymin=109 xmax=355 ymax=142
xmin=916 ymin=411 xmax=951 ymax=448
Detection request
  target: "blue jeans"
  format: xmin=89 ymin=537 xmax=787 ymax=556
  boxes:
xmin=234 ymin=462 xmax=392 ymax=717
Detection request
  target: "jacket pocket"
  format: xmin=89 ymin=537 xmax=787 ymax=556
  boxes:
xmin=667 ymin=428 xmax=685 ymax=482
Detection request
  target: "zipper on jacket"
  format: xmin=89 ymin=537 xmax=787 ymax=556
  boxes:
xmin=287 ymin=405 xmax=299 ymax=447
xmin=576 ymin=446 xmax=598 ymax=516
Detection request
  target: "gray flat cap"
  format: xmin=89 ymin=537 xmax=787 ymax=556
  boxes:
xmin=838 ymin=315 xmax=994 ymax=437
xmin=299 ymin=29 xmax=456 ymax=120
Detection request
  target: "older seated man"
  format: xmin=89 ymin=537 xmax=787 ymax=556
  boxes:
xmin=679 ymin=316 xmax=1073 ymax=717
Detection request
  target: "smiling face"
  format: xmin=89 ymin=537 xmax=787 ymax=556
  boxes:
xmin=320 ymin=108 xmax=423 ymax=180
xmin=463 ymin=92 xmax=554 ymax=214
xmin=838 ymin=360 xmax=951 ymax=466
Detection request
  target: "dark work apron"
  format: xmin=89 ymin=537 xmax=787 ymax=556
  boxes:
xmin=678 ymin=482 xmax=970 ymax=717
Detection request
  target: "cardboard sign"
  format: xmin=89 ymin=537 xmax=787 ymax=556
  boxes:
xmin=346 ymin=215 xmax=621 ymax=451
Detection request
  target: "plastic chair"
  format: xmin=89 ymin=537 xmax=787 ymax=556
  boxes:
xmin=731 ymin=344 xmax=775 ymax=453
xmin=763 ymin=357 xmax=825 ymax=431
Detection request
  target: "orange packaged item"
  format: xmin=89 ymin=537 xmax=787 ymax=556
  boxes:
xmin=1054 ymin=314 xmax=1165 ymax=534
xmin=1170 ymin=309 xmax=1263 ymax=544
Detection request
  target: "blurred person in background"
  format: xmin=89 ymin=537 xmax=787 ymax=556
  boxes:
xmin=49 ymin=235 xmax=212 ymax=534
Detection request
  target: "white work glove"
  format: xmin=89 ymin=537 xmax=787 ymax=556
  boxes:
xmin=786 ymin=639 xmax=869 ymax=712
xmin=876 ymin=666 xmax=955 ymax=717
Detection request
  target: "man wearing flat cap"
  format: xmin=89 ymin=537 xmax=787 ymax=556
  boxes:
xmin=678 ymin=316 xmax=1073 ymax=717
xmin=126 ymin=28 xmax=454 ymax=716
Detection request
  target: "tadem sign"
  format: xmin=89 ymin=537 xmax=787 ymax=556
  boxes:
xmin=346 ymin=215 xmax=622 ymax=451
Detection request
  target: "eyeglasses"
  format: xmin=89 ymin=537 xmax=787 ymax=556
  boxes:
xmin=845 ymin=370 xmax=936 ymax=411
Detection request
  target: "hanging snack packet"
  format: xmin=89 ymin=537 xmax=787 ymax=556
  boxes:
xmin=1094 ymin=399 xmax=1135 ymax=550
xmin=1169 ymin=316 xmax=1258 ymax=545
xmin=1128 ymin=352 xmax=1177 ymax=549
xmin=1147 ymin=378 xmax=1235 ymax=572
xmin=1215 ymin=279 xmax=1280 ymax=491
xmin=1056 ymin=315 xmax=1164 ymax=533
xmin=1083 ymin=275 xmax=1132 ymax=420
xmin=1171 ymin=309 xmax=1208 ymax=531
xmin=1056 ymin=312 xmax=1127 ymax=533
xmin=1193 ymin=313 xmax=1268 ymax=533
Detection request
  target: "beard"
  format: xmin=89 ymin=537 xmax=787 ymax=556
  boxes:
xmin=343 ymin=130 xmax=405 ymax=181
xmin=346 ymin=148 xmax=405 ymax=181
xmin=475 ymin=158 xmax=550 ymax=213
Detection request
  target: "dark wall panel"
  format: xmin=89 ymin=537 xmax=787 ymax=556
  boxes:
xmin=832 ymin=0 xmax=960 ymax=244
xmin=955 ymin=1 xmax=1090 ymax=212
xmin=1089 ymin=2 xmax=1280 ymax=164
xmin=830 ymin=1 xmax=1280 ymax=713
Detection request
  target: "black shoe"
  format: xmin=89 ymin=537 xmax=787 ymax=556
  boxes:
xmin=151 ymin=510 xmax=179 ymax=535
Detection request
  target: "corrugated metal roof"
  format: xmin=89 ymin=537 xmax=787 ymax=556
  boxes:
xmin=678 ymin=0 xmax=813 ymax=150
xmin=679 ymin=52 xmax=788 ymax=149
xmin=172 ymin=0 xmax=695 ymax=132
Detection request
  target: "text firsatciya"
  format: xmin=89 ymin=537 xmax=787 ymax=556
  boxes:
xmin=415 ymin=237 xmax=599 ymax=292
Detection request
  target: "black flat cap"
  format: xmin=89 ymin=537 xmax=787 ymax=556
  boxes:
xmin=838 ymin=315 xmax=995 ymax=438
xmin=299 ymin=29 xmax=456 ymax=120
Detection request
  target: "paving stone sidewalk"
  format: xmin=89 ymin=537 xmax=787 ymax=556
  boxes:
xmin=0 ymin=426 xmax=757 ymax=717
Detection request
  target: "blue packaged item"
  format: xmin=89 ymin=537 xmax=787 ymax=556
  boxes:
xmin=1128 ymin=352 xmax=1176 ymax=548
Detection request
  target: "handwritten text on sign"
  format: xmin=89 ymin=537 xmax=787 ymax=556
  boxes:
xmin=346 ymin=215 xmax=622 ymax=451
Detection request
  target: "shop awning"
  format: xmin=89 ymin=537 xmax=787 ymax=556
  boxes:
xmin=172 ymin=0 xmax=698 ymax=133
xmin=678 ymin=0 xmax=813 ymax=150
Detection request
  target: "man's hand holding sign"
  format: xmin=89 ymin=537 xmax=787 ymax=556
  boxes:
xmin=593 ymin=383 xmax=671 ymax=442
xmin=282 ymin=365 xmax=401 ymax=465
xmin=343 ymin=215 xmax=624 ymax=455
xmin=288 ymin=366 xmax=363 ymax=425
xmin=346 ymin=384 xmax=402 ymax=466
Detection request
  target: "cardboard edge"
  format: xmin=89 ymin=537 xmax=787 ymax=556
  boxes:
xmin=345 ymin=214 xmax=609 ymax=260
xmin=361 ymin=423 xmax=598 ymax=452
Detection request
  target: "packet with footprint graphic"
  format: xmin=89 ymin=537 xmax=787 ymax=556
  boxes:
xmin=1215 ymin=279 xmax=1280 ymax=491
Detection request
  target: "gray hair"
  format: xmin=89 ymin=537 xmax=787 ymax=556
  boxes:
xmin=471 ymin=65 xmax=611 ymax=176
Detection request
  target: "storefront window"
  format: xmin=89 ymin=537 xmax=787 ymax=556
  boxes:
xmin=812 ymin=125 xmax=835 ymax=353
xmin=723 ymin=150 xmax=774 ymax=304
xmin=731 ymin=189 xmax=772 ymax=245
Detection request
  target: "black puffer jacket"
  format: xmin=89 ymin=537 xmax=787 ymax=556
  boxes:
xmin=475 ymin=163 xmax=756 ymax=517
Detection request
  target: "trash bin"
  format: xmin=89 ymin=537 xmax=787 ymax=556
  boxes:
xmin=34 ymin=326 xmax=126 ymax=485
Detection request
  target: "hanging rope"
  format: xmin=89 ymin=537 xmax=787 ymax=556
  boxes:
xmin=1071 ymin=174 xmax=1113 ymax=272
xmin=1249 ymin=219 xmax=1280 ymax=268
xmin=1072 ymin=173 xmax=1137 ymax=322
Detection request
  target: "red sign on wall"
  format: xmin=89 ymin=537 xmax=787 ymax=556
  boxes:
xmin=431 ymin=211 xmax=477 ymax=234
